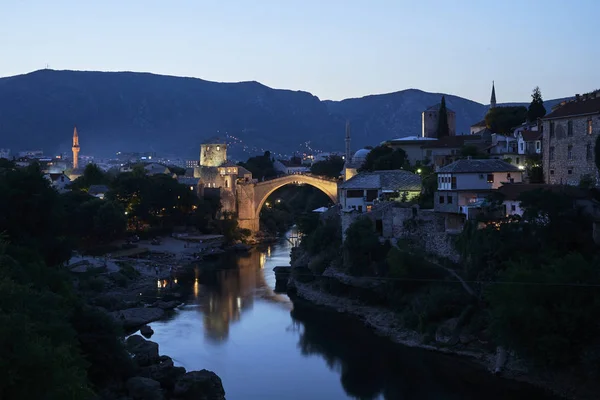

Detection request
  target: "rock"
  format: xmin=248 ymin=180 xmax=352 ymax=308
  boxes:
xmin=126 ymin=335 xmax=160 ymax=366
xmin=126 ymin=377 xmax=164 ymax=400
xmin=140 ymin=325 xmax=154 ymax=338
xmin=435 ymin=317 xmax=459 ymax=345
xmin=111 ymin=307 xmax=165 ymax=330
xmin=152 ymin=300 xmax=180 ymax=310
xmin=172 ymin=370 xmax=225 ymax=400
xmin=139 ymin=355 xmax=186 ymax=390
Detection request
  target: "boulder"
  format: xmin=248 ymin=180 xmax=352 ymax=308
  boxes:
xmin=111 ymin=307 xmax=165 ymax=330
xmin=172 ymin=370 xmax=225 ymax=400
xmin=152 ymin=300 xmax=180 ymax=310
xmin=126 ymin=377 xmax=164 ymax=400
xmin=140 ymin=325 xmax=154 ymax=338
xmin=435 ymin=317 xmax=459 ymax=345
xmin=139 ymin=355 xmax=186 ymax=390
xmin=126 ymin=335 xmax=160 ymax=366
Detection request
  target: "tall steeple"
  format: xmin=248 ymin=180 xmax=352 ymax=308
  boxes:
xmin=72 ymin=126 xmax=80 ymax=170
xmin=490 ymin=81 xmax=497 ymax=109
xmin=345 ymin=120 xmax=351 ymax=163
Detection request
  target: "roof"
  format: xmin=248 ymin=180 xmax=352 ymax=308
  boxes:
xmin=421 ymin=135 xmax=483 ymax=149
xmin=88 ymin=184 xmax=109 ymax=195
xmin=438 ymin=159 xmax=520 ymax=173
xmin=339 ymin=170 xmax=422 ymax=191
xmin=497 ymin=183 xmax=589 ymax=201
xmin=46 ymin=172 xmax=69 ymax=182
xmin=425 ymin=103 xmax=455 ymax=113
xmin=202 ymin=136 xmax=226 ymax=145
xmin=519 ymin=130 xmax=542 ymax=141
xmin=219 ymin=160 xmax=239 ymax=168
xmin=196 ymin=166 xmax=219 ymax=182
xmin=276 ymin=159 xmax=303 ymax=168
xmin=543 ymin=92 xmax=600 ymax=120
xmin=387 ymin=136 xmax=437 ymax=142
xmin=237 ymin=166 xmax=252 ymax=176
xmin=470 ymin=119 xmax=487 ymax=128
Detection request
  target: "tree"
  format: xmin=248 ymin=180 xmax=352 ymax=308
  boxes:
xmin=69 ymin=163 xmax=109 ymax=191
xmin=310 ymin=155 xmax=344 ymax=178
xmin=437 ymin=96 xmax=450 ymax=138
xmin=343 ymin=217 xmax=382 ymax=276
xmin=238 ymin=151 xmax=277 ymax=180
xmin=485 ymin=106 xmax=527 ymax=134
xmin=527 ymin=86 xmax=546 ymax=122
xmin=360 ymin=146 xmax=408 ymax=172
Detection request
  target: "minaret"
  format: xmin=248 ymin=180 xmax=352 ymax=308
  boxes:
xmin=72 ymin=126 xmax=80 ymax=170
xmin=490 ymin=81 xmax=497 ymax=109
xmin=345 ymin=120 xmax=351 ymax=163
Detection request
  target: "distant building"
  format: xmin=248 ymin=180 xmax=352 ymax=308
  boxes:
xmin=420 ymin=135 xmax=490 ymax=168
xmin=18 ymin=150 xmax=44 ymax=158
xmin=88 ymin=185 xmax=110 ymax=199
xmin=422 ymin=103 xmax=456 ymax=138
xmin=338 ymin=170 xmax=422 ymax=213
xmin=542 ymin=90 xmax=600 ymax=186
xmin=517 ymin=130 xmax=542 ymax=156
xmin=434 ymin=159 xmax=522 ymax=230
xmin=186 ymin=160 xmax=199 ymax=168
xmin=0 ymin=148 xmax=10 ymax=159
xmin=383 ymin=136 xmax=437 ymax=166
xmin=274 ymin=158 xmax=309 ymax=175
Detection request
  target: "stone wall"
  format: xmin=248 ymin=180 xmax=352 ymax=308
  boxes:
xmin=543 ymin=116 xmax=599 ymax=186
xmin=200 ymin=143 xmax=227 ymax=167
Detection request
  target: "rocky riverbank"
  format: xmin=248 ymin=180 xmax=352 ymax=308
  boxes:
xmin=288 ymin=273 xmax=599 ymax=400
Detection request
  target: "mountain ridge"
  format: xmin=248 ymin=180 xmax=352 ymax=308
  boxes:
xmin=0 ymin=69 xmax=567 ymax=159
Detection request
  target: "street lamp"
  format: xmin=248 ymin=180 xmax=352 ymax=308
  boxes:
xmin=417 ymin=168 xmax=422 ymax=174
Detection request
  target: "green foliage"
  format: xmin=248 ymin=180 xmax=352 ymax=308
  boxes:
xmin=436 ymin=96 xmax=450 ymax=137
xmin=69 ymin=163 xmax=109 ymax=191
xmin=342 ymin=217 xmax=383 ymax=276
xmin=579 ymin=174 xmax=595 ymax=189
xmin=168 ymin=165 xmax=186 ymax=175
xmin=485 ymin=106 xmax=527 ymax=134
xmin=304 ymin=217 xmax=341 ymax=256
xmin=360 ymin=145 xmax=408 ymax=172
xmin=238 ymin=151 xmax=277 ymax=180
xmin=527 ymin=86 xmax=546 ymax=122
xmin=211 ymin=211 xmax=250 ymax=244
xmin=310 ymin=155 xmax=344 ymax=178
xmin=487 ymin=254 xmax=600 ymax=366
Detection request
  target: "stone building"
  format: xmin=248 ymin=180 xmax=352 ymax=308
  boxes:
xmin=542 ymin=91 xmax=600 ymax=186
xmin=422 ymin=103 xmax=456 ymax=138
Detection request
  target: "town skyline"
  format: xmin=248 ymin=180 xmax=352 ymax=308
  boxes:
xmin=1 ymin=0 xmax=598 ymax=103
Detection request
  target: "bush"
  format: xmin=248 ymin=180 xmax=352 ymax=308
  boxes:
xmin=118 ymin=262 xmax=140 ymax=280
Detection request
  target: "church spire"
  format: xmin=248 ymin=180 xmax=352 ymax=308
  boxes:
xmin=345 ymin=120 xmax=351 ymax=163
xmin=72 ymin=126 xmax=80 ymax=170
xmin=490 ymin=81 xmax=497 ymax=108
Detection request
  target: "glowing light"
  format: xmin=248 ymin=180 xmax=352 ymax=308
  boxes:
xmin=157 ymin=280 xmax=161 ymax=288
xmin=237 ymin=297 xmax=242 ymax=309
xmin=276 ymin=199 xmax=281 ymax=203
xmin=193 ymin=280 xmax=199 ymax=298
xmin=265 ymin=202 xmax=270 ymax=207
xmin=417 ymin=168 xmax=422 ymax=174
xmin=174 ymin=278 xmax=178 ymax=284
xmin=518 ymin=165 xmax=525 ymax=170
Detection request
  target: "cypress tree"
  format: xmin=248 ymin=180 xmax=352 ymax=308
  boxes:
xmin=527 ymin=86 xmax=546 ymax=122
xmin=437 ymin=96 xmax=450 ymax=137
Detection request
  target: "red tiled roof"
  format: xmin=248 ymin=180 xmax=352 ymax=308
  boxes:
xmin=543 ymin=92 xmax=600 ymax=120
xmin=520 ymin=130 xmax=541 ymax=141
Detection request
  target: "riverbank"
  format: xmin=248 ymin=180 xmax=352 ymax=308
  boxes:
xmin=288 ymin=274 xmax=598 ymax=400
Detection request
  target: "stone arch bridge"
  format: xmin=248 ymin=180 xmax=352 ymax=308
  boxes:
xmin=236 ymin=174 xmax=338 ymax=233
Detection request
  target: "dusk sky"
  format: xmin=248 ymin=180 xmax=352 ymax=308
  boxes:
xmin=1 ymin=0 xmax=597 ymax=103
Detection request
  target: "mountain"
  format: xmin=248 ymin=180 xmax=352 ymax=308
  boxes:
xmin=0 ymin=70 xmax=566 ymax=159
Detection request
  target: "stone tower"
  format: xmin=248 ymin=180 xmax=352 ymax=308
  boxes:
xmin=72 ymin=126 xmax=80 ymax=170
xmin=490 ymin=81 xmax=497 ymax=109
xmin=200 ymin=137 xmax=227 ymax=167
xmin=421 ymin=103 xmax=456 ymax=138
xmin=345 ymin=120 xmax=351 ymax=163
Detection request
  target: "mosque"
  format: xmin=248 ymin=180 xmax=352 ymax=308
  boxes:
xmin=341 ymin=121 xmax=371 ymax=180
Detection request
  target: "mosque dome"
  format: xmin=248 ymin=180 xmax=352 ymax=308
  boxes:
xmin=352 ymin=148 xmax=371 ymax=164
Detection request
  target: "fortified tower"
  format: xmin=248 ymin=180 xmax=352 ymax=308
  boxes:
xmin=200 ymin=137 xmax=227 ymax=167
xmin=72 ymin=126 xmax=80 ymax=170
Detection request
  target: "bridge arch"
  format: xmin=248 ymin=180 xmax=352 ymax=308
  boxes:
xmin=253 ymin=175 xmax=338 ymax=217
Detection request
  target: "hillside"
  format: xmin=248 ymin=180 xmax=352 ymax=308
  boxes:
xmin=0 ymin=70 xmax=565 ymax=159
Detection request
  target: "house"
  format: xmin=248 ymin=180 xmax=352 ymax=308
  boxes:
xmin=44 ymin=172 xmax=71 ymax=192
xmin=542 ymin=90 xmax=600 ymax=186
xmin=382 ymin=136 xmax=437 ymax=166
xmin=144 ymin=163 xmax=172 ymax=176
xmin=338 ymin=170 xmax=422 ymax=213
xmin=434 ymin=159 xmax=522 ymax=230
xmin=274 ymin=158 xmax=309 ymax=175
xmin=517 ymin=130 xmax=542 ymax=156
xmin=470 ymin=120 xmax=487 ymax=135
xmin=88 ymin=184 xmax=110 ymax=199
xmin=420 ymin=135 xmax=489 ymax=168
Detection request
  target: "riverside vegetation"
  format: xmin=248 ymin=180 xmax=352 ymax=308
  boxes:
xmin=292 ymin=188 xmax=600 ymax=398
xmin=0 ymin=160 xmax=233 ymax=399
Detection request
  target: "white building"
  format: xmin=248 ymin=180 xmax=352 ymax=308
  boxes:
xmin=517 ymin=130 xmax=542 ymax=156
xmin=434 ymin=159 xmax=523 ymax=228
xmin=274 ymin=159 xmax=309 ymax=175
xmin=44 ymin=173 xmax=71 ymax=193
xmin=338 ymin=170 xmax=422 ymax=213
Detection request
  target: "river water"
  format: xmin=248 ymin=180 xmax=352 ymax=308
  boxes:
xmin=149 ymin=236 xmax=560 ymax=400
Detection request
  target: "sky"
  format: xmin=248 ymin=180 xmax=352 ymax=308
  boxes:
xmin=0 ymin=0 xmax=598 ymax=104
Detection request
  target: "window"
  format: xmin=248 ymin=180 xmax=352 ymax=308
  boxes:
xmin=367 ymin=205 xmax=373 ymax=212
xmin=550 ymin=122 xmax=555 ymax=138
xmin=588 ymin=119 xmax=593 ymax=135
xmin=447 ymin=196 xmax=453 ymax=204
xmin=516 ymin=157 xmax=520 ymax=165
xmin=487 ymin=174 xmax=494 ymax=183
xmin=358 ymin=205 xmax=363 ymax=213
xmin=520 ymin=142 xmax=524 ymax=151
xmin=587 ymin=143 xmax=592 ymax=160
xmin=536 ymin=141 xmax=541 ymax=151
xmin=507 ymin=173 xmax=511 ymax=179
xmin=207 ymin=146 xmax=210 ymax=151
xmin=216 ymin=145 xmax=220 ymax=151
xmin=225 ymin=179 xmax=229 ymax=188
xmin=511 ymin=204 xmax=516 ymax=212
xmin=550 ymin=169 xmax=555 ymax=175
xmin=568 ymin=169 xmax=573 ymax=175
xmin=451 ymin=176 xmax=457 ymax=189
xmin=567 ymin=145 xmax=573 ymax=160
xmin=567 ymin=120 xmax=573 ymax=136
xmin=439 ymin=196 xmax=445 ymax=204
xmin=549 ymin=146 xmax=555 ymax=161
xmin=346 ymin=190 xmax=363 ymax=198
xmin=365 ymin=189 xmax=378 ymax=201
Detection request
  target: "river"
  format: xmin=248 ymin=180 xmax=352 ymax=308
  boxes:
xmin=149 ymin=235 xmax=560 ymax=400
